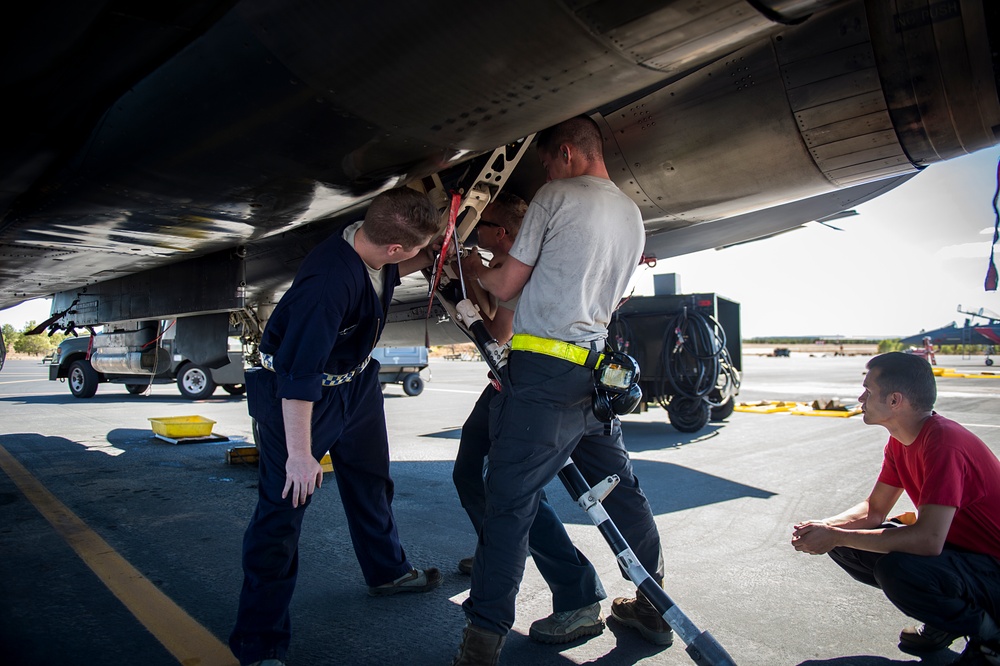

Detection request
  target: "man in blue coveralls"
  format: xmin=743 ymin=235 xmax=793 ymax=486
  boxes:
xmin=451 ymin=116 xmax=668 ymax=665
xmin=230 ymin=187 xmax=444 ymax=666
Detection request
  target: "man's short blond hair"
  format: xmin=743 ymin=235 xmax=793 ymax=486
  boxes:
xmin=363 ymin=188 xmax=441 ymax=250
xmin=488 ymin=191 xmax=528 ymax=236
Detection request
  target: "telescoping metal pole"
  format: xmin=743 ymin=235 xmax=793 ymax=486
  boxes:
xmin=556 ymin=461 xmax=737 ymax=666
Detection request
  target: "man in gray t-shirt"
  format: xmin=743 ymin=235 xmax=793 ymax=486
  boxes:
xmin=451 ymin=116 xmax=670 ymax=665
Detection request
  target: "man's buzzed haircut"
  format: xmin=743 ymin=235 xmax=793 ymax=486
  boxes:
xmin=364 ymin=188 xmax=442 ymax=250
xmin=866 ymin=352 xmax=937 ymax=411
xmin=536 ymin=115 xmax=604 ymax=161
xmin=490 ymin=191 xmax=528 ymax=236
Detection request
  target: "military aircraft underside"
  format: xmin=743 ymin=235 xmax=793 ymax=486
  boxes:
xmin=0 ymin=0 xmax=998 ymax=360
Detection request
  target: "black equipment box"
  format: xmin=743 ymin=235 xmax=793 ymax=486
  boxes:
xmin=609 ymin=293 xmax=741 ymax=432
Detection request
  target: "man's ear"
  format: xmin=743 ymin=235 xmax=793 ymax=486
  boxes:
xmin=385 ymin=243 xmax=405 ymax=257
xmin=559 ymin=143 xmax=572 ymax=161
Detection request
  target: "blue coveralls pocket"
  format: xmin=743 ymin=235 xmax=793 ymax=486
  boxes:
xmin=486 ymin=354 xmax=590 ymax=504
xmin=245 ymin=367 xmax=280 ymax=422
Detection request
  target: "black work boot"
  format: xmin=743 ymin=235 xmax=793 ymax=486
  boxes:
xmin=452 ymin=623 xmax=505 ymax=666
xmin=898 ymin=623 xmax=961 ymax=653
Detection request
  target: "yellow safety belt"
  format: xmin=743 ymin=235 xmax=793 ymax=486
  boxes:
xmin=510 ymin=334 xmax=605 ymax=369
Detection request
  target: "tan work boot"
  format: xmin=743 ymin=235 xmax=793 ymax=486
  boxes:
xmin=529 ymin=602 xmax=605 ymax=644
xmin=452 ymin=622 xmax=505 ymax=666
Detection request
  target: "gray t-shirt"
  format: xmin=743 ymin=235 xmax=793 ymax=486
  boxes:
xmin=509 ymin=176 xmax=644 ymax=343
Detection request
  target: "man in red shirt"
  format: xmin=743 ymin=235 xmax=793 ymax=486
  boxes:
xmin=792 ymin=352 xmax=1000 ymax=665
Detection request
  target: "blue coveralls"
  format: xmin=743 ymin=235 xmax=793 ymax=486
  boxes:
xmin=453 ymin=383 xmax=607 ymax=612
xmin=463 ymin=350 xmax=664 ymax=635
xmin=230 ymin=231 xmax=414 ymax=665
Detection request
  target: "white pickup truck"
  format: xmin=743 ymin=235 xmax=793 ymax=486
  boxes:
xmin=49 ymin=334 xmax=245 ymax=400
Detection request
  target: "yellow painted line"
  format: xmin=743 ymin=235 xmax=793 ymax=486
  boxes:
xmin=0 ymin=444 xmax=237 ymax=666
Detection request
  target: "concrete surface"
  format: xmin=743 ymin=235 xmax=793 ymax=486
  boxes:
xmin=1 ymin=352 xmax=998 ymax=665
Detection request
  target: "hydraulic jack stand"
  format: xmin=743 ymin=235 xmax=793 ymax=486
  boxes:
xmin=438 ymin=290 xmax=738 ymax=666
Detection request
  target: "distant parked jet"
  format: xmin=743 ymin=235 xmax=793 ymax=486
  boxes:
xmin=899 ymin=307 xmax=1000 ymax=348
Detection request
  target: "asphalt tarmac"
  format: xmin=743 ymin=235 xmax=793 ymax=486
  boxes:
xmin=1 ymin=351 xmax=999 ymax=666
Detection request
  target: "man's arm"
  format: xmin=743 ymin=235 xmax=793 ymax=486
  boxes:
xmin=835 ymin=504 xmax=955 ymax=556
xmin=479 ymin=255 xmax=533 ymax=302
xmin=398 ymin=247 xmax=436 ymax=277
xmin=458 ymin=252 xmax=498 ymax=320
xmin=487 ymin=304 xmax=515 ymax=346
xmin=792 ymin=481 xmax=956 ymax=556
xmin=815 ymin=481 xmax=904 ymax=530
xmin=281 ymin=398 xmax=324 ymax=508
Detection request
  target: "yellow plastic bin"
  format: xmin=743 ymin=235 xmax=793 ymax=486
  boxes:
xmin=148 ymin=416 xmax=216 ymax=439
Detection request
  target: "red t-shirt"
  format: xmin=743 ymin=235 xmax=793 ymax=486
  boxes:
xmin=878 ymin=413 xmax=1000 ymax=558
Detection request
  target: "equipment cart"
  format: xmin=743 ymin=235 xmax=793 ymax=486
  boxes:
xmin=371 ymin=346 xmax=429 ymax=396
xmin=610 ymin=293 xmax=741 ymax=433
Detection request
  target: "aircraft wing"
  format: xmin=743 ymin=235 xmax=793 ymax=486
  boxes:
xmin=2 ymin=0 xmax=998 ymax=350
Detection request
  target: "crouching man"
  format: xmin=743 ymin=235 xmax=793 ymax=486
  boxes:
xmin=792 ymin=352 xmax=1000 ymax=664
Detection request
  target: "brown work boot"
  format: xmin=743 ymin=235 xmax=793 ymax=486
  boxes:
xmin=609 ymin=593 xmax=674 ymax=646
xmin=452 ymin=623 xmax=505 ymax=666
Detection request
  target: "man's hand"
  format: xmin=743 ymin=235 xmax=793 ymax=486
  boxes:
xmin=791 ymin=520 xmax=840 ymax=555
xmin=460 ymin=250 xmax=486 ymax=279
xmin=432 ymin=235 xmax=458 ymax=262
xmin=280 ymin=398 xmax=321 ymax=508
xmin=282 ymin=452 xmax=323 ymax=508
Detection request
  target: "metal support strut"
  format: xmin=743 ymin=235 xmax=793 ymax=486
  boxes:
xmin=556 ymin=461 xmax=737 ymax=666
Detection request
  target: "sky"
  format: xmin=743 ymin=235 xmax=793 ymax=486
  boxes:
xmin=2 ymin=147 xmax=999 ymax=339
xmin=630 ymin=146 xmax=1000 ymax=339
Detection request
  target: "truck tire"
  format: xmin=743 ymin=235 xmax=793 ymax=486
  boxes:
xmin=68 ymin=360 xmax=100 ymax=398
xmin=709 ymin=395 xmax=735 ymax=421
xmin=125 ymin=384 xmax=148 ymax=395
xmin=402 ymin=373 xmax=424 ymax=396
xmin=666 ymin=396 xmax=710 ymax=433
xmin=222 ymin=384 xmax=246 ymax=395
xmin=177 ymin=363 xmax=216 ymax=400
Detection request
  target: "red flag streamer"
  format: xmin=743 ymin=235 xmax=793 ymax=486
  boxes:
xmin=987 ymin=157 xmax=999 ymax=292
xmin=426 ymin=192 xmax=462 ymax=316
